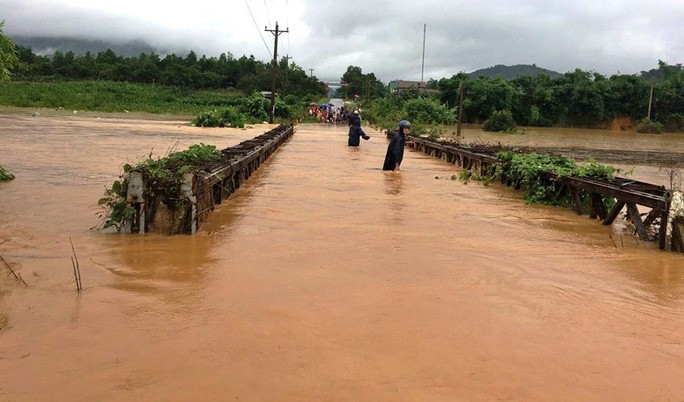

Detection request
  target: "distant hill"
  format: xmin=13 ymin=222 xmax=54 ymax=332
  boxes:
xmin=468 ymin=64 xmax=562 ymax=80
xmin=10 ymin=36 xmax=177 ymax=57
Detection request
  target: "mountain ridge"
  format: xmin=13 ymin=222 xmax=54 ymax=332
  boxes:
xmin=10 ymin=36 xmax=174 ymax=57
xmin=468 ymin=64 xmax=563 ymax=79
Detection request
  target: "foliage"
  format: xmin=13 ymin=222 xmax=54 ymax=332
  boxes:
xmin=635 ymin=118 xmax=664 ymax=134
xmin=336 ymin=66 xmax=386 ymax=100
xmin=661 ymin=113 xmax=684 ymax=133
xmin=359 ymin=96 xmax=404 ymax=129
xmin=427 ymin=127 xmax=442 ymax=139
xmin=241 ymin=92 xmax=270 ymax=121
xmin=192 ymin=107 xmax=246 ymax=128
xmin=0 ymin=164 xmax=15 ymax=181
xmin=97 ymin=179 xmax=135 ymax=231
xmin=492 ymin=151 xmax=616 ymax=206
xmin=436 ymin=62 xmax=684 ymax=131
xmin=0 ymin=79 xmax=303 ymax=123
xmin=98 ymin=143 xmax=224 ymax=231
xmin=483 ymin=110 xmax=516 ymax=132
xmin=0 ymin=21 xmax=19 ymax=82
xmin=6 ymin=37 xmax=684 ymax=131
xmin=403 ymin=97 xmax=456 ymax=125
xmin=13 ymin=44 xmax=325 ymax=98
xmin=191 ymin=92 xmax=296 ymax=127
xmin=464 ymin=76 xmax=518 ymax=123
xmin=0 ymin=80 xmax=247 ymax=114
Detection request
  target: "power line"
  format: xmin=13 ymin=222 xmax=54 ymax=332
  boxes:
xmin=285 ymin=0 xmax=292 ymax=57
xmin=263 ymin=0 xmax=272 ymax=28
xmin=245 ymin=0 xmax=271 ymax=57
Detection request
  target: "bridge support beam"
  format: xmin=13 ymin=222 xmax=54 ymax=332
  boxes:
xmin=664 ymin=191 xmax=684 ymax=251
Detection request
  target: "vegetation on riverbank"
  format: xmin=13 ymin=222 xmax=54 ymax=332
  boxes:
xmin=1 ymin=26 xmax=682 ymax=132
xmin=0 ymin=80 xmax=253 ymax=115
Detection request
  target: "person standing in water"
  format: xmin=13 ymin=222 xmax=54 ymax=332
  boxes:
xmin=347 ymin=109 xmax=370 ymax=146
xmin=383 ymin=120 xmax=411 ymax=171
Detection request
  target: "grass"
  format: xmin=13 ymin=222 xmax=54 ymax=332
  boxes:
xmin=0 ymin=80 xmax=245 ymax=115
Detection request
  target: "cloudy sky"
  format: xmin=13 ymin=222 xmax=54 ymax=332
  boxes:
xmin=2 ymin=0 xmax=682 ymax=83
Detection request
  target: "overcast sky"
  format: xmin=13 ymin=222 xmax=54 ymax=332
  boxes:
xmin=2 ymin=0 xmax=682 ymax=83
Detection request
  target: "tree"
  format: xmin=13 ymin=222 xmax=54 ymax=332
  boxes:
xmin=652 ymin=61 xmax=684 ymax=131
xmin=0 ymin=20 xmax=19 ymax=81
xmin=437 ymin=73 xmax=469 ymax=108
xmin=465 ymin=76 xmax=517 ymax=123
xmin=511 ymin=74 xmax=560 ymax=126
xmin=602 ymin=74 xmax=649 ymax=120
xmin=339 ymin=66 xmax=385 ymax=100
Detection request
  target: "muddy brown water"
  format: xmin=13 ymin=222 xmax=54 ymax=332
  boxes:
xmin=1 ymin=113 xmax=683 ymax=401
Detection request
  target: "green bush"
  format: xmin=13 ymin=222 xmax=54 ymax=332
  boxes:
xmin=660 ymin=114 xmax=684 ymax=132
xmin=427 ymin=127 xmax=442 ymax=139
xmin=635 ymin=118 xmax=664 ymax=133
xmin=274 ymin=98 xmax=294 ymax=119
xmin=241 ymin=93 xmax=270 ymax=122
xmin=483 ymin=109 xmax=516 ymax=132
xmin=0 ymin=164 xmax=15 ymax=181
xmin=192 ymin=106 xmax=246 ymax=128
xmin=359 ymin=97 xmax=403 ymax=130
xmin=529 ymin=105 xmax=553 ymax=127
xmin=403 ymin=97 xmax=456 ymax=125
xmin=492 ymin=151 xmax=615 ymax=206
xmin=98 ymin=143 xmax=224 ymax=231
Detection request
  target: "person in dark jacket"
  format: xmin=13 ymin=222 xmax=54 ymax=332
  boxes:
xmin=383 ymin=120 xmax=411 ymax=171
xmin=347 ymin=109 xmax=370 ymax=146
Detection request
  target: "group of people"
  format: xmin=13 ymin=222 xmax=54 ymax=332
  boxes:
xmin=347 ymin=109 xmax=411 ymax=171
xmin=308 ymin=104 xmax=350 ymax=124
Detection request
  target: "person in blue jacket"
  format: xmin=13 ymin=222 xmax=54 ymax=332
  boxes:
xmin=383 ymin=120 xmax=411 ymax=171
xmin=348 ymin=109 xmax=370 ymax=146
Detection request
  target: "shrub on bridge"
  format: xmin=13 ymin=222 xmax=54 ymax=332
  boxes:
xmin=491 ymin=151 xmax=616 ymax=207
xmin=0 ymin=164 xmax=14 ymax=181
xmin=98 ymin=143 xmax=225 ymax=231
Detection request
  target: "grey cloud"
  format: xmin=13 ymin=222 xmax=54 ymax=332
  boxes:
xmin=2 ymin=0 xmax=682 ymax=83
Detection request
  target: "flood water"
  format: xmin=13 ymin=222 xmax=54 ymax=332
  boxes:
xmin=1 ymin=112 xmax=683 ymax=401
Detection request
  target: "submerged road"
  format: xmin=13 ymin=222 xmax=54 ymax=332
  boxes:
xmin=1 ymin=117 xmax=683 ymax=401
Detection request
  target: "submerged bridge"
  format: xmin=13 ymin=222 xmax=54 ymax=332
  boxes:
xmin=392 ymin=132 xmax=684 ymax=253
xmin=124 ymin=125 xmax=294 ymax=235
xmin=118 ymin=123 xmax=683 ymax=253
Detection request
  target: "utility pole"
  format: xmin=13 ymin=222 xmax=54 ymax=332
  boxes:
xmin=647 ymin=80 xmax=654 ymax=120
xmin=421 ymin=23 xmax=426 ymax=94
xmin=283 ymin=54 xmax=293 ymax=97
xmin=456 ymin=82 xmax=465 ymax=142
xmin=265 ymin=22 xmax=288 ymax=124
xmin=309 ymin=68 xmax=315 ymax=78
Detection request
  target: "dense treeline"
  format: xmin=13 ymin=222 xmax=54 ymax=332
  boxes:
xmin=428 ymin=61 xmax=684 ymax=131
xmin=3 ymin=29 xmax=683 ymax=132
xmin=356 ymin=61 xmax=684 ymax=133
xmin=12 ymin=45 xmax=325 ymax=100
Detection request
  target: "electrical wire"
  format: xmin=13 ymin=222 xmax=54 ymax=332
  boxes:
xmin=263 ymin=0 xmax=272 ymax=29
xmin=285 ymin=0 xmax=292 ymax=58
xmin=245 ymin=0 xmax=272 ymax=57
